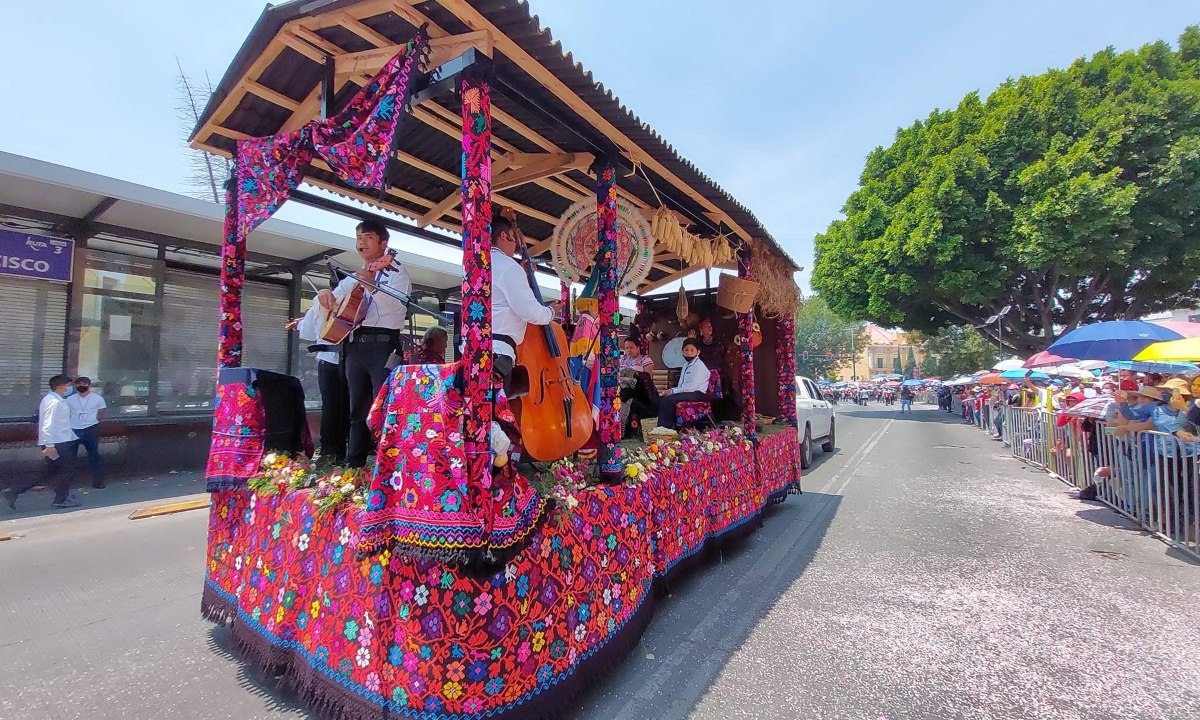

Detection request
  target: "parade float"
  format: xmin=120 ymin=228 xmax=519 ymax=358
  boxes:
xmin=190 ymin=2 xmax=803 ymax=717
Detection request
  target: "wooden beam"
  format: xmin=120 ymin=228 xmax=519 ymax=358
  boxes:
xmin=280 ymin=86 xmax=322 ymax=132
xmin=278 ymin=30 xmax=328 ymax=63
xmin=207 ymin=125 xmax=252 ymax=141
xmin=417 ymin=191 xmax=461 ymax=229
xmin=388 ymin=0 xmax=448 ymax=38
xmin=394 ymin=149 xmax=457 ymax=183
xmin=244 ymin=79 xmax=301 ymax=111
xmin=425 ymin=30 xmax=493 ymax=70
xmin=289 ymin=25 xmax=344 ymax=57
xmin=336 ymin=11 xmax=394 ymax=48
xmin=493 ymin=153 xmax=593 ymax=192
xmin=436 ymin=0 xmax=753 ymax=244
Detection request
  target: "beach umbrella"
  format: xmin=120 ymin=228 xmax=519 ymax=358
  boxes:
xmin=999 ymin=369 xmax=1047 ymax=380
xmin=1107 ymin=359 xmax=1200 ymax=374
xmin=884 ymin=380 xmax=902 ymax=387
xmin=991 ymin=358 xmax=1027 ymax=372
xmin=1149 ymin=320 xmax=1200 ymax=338
xmin=1063 ymin=396 xmax=1118 ymax=421
xmin=1047 ymin=320 xmax=1187 ymax=361
xmin=1046 ymin=364 xmax=1092 ymax=379
xmin=1023 ymin=350 xmax=1077 ymax=369
xmin=902 ymin=379 xmax=923 ymax=387
xmin=1132 ymin=337 xmax=1200 ymax=363
xmin=978 ymin=373 xmax=1006 ymax=386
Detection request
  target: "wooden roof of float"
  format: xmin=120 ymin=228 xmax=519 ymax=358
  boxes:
xmin=191 ymin=0 xmax=799 ymax=294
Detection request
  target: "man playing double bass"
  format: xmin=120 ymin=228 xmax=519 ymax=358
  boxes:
xmin=316 ymin=220 xmax=412 ymax=468
xmin=489 ymin=213 xmax=561 ymax=391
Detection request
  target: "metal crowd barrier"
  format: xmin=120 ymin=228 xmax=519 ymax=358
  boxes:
xmin=990 ymin=405 xmax=1199 ymax=560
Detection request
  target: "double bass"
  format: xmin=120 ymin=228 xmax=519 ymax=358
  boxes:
xmin=506 ymin=212 xmax=593 ymax=461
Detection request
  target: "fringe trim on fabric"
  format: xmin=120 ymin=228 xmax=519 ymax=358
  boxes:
xmin=201 ymin=582 xmax=236 ymax=626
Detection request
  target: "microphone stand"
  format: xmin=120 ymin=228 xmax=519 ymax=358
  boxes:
xmin=326 ymin=258 xmax=453 ymax=325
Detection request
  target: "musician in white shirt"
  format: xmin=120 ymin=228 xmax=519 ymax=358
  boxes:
xmin=489 ymin=214 xmax=560 ymax=391
xmin=290 ymin=297 xmax=349 ymax=464
xmin=65 ymin=376 xmax=107 ymax=488
xmin=3 ymin=374 xmax=79 ymax=510
xmin=314 ymin=220 xmax=412 ymax=467
xmin=656 ymin=339 xmax=712 ymax=430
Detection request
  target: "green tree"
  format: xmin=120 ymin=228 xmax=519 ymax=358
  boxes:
xmin=812 ymin=28 xmax=1200 ymax=356
xmin=794 ymin=296 xmax=867 ymax=380
xmin=903 ymin=346 xmax=918 ymax=378
xmin=922 ymin=326 xmax=998 ymax=378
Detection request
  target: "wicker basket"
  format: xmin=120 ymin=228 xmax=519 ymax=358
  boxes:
xmin=717 ymin=274 xmax=760 ymax=314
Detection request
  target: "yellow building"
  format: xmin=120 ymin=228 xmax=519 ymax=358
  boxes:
xmin=837 ymin=324 xmax=926 ymax=381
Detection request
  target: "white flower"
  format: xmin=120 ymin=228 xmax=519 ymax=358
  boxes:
xmin=339 ymin=527 xmax=352 ymax=546
xmin=574 ymin=624 xmax=587 ymax=641
xmin=298 ymin=533 xmax=310 ymax=551
xmin=355 ymin=647 xmax=371 ymax=667
xmin=263 ymin=453 xmax=277 ymax=466
xmin=340 ymin=483 xmax=355 ymax=494
xmin=235 ymin=556 xmax=243 ymax=571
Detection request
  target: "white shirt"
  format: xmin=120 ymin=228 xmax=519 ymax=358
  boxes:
xmin=671 ymin=357 xmax=711 ymax=395
xmin=331 ymin=260 xmax=412 ymax=331
xmin=294 ymin=303 xmax=340 ymax=365
xmin=65 ymin=391 xmax=107 ymax=430
xmin=490 ymin=249 xmax=554 ymax=360
xmin=39 ymin=392 xmax=75 ymax=446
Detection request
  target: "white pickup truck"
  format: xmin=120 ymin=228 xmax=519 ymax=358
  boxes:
xmin=795 ymin=376 xmax=836 ymax=469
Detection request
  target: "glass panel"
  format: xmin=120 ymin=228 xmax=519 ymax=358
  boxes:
xmin=79 ymin=250 xmax=160 ymax=417
xmin=0 ymin=277 xmax=68 ymax=420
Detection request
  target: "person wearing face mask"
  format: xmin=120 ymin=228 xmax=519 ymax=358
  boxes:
xmin=656 ymin=338 xmax=711 ymax=431
xmin=3 ymin=375 xmax=80 ymax=510
xmin=65 ymin=376 xmax=107 ymax=489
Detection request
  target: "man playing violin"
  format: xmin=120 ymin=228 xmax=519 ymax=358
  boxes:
xmin=316 ymin=220 xmax=412 ymax=468
xmin=490 ymin=213 xmax=560 ymax=391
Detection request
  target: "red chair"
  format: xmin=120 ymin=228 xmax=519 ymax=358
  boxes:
xmin=675 ymin=370 xmax=723 ymax=429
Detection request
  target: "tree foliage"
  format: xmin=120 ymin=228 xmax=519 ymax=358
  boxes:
xmin=812 ymin=28 xmax=1200 ymax=356
xmin=920 ymin=325 xmax=999 ymax=379
xmin=794 ymin=296 xmax=867 ymax=380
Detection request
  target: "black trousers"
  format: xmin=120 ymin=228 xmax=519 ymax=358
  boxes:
xmin=344 ymin=338 xmax=395 ymax=467
xmin=317 ymin=359 xmax=349 ymax=463
xmin=69 ymin=424 xmax=104 ymax=485
xmin=657 ymin=391 xmax=707 ymax=429
xmin=7 ymin=442 xmax=74 ymax=504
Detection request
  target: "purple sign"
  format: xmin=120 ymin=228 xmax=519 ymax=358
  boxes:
xmin=0 ymin=230 xmax=75 ymax=283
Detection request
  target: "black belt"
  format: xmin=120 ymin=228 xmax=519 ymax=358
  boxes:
xmin=493 ymin=333 xmax=517 ymax=352
xmin=352 ymin=327 xmax=400 ymax=343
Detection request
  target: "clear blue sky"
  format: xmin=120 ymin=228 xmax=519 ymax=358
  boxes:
xmin=1 ymin=0 xmax=1195 ymax=291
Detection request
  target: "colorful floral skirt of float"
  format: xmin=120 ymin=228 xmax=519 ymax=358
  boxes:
xmin=202 ymin=368 xmax=804 ymax=719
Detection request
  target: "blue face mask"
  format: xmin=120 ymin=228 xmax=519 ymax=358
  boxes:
xmin=64 ymin=386 xmax=77 ymax=397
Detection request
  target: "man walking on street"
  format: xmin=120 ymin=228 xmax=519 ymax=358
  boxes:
xmin=3 ymin=374 xmax=80 ymax=510
xmin=66 ymin=376 xmax=106 ymax=488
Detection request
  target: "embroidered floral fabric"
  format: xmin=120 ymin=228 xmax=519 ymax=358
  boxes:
xmin=594 ymin=165 xmax=623 ymax=475
xmin=205 ymin=382 xmax=266 ymax=491
xmin=357 ymin=363 xmax=548 ymax=567
xmin=776 ymin=315 xmax=798 ymax=424
xmin=757 ymin=429 xmax=803 ymax=500
xmin=737 ymin=251 xmax=758 ymax=440
xmin=675 ymin=370 xmax=724 ymax=427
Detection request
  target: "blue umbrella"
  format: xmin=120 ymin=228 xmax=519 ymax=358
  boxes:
xmin=1106 ymin=359 xmax=1200 ymax=374
xmin=901 ymin=379 xmax=923 ymax=387
xmin=999 ymin=369 xmax=1048 ymax=380
xmin=1047 ymin=321 xmax=1187 ymax=362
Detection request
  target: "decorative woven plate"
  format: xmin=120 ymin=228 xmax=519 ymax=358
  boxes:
xmin=550 ymin=198 xmax=655 ymax=295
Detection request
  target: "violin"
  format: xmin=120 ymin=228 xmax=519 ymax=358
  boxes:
xmin=504 ymin=209 xmax=593 ymax=461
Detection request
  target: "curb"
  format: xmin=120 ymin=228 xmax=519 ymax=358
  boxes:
xmin=128 ymin=498 xmax=211 ymax=520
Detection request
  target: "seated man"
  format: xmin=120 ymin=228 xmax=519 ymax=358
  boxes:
xmin=656 ymin=338 xmax=710 ymax=430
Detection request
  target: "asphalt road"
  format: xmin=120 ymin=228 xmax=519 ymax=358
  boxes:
xmin=2 ymin=403 xmax=1199 ymax=720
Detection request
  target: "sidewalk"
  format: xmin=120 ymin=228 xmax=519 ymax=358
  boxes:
xmin=0 ymin=468 xmax=208 ymax=536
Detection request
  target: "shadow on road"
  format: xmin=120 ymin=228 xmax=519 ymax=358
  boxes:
xmin=836 ymin=405 xmax=969 ymax=426
xmin=207 ymin=626 xmax=319 ymax=719
xmin=568 ymin=492 xmax=843 ymax=720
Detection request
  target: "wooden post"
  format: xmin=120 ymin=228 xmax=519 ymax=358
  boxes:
xmin=458 ymin=69 xmax=493 ymax=489
xmin=737 ymin=247 xmax=757 ymax=442
xmin=777 ymin=313 xmax=797 ymax=425
xmin=595 ymin=161 xmax=622 ymax=478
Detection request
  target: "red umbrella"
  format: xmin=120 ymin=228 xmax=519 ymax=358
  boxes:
xmin=1024 ymin=350 xmax=1075 ymax=369
xmin=978 ymin=373 xmax=1006 ymax=386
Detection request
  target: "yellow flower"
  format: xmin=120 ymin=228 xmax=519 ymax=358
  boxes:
xmin=443 ymin=682 xmax=463 ymax=700
xmin=532 ymin=631 xmax=545 ymax=652
xmin=311 ymin=601 xmax=320 ymax=618
xmin=275 ymin=606 xmax=285 ymax=623
xmin=625 ymin=466 xmax=639 ymax=478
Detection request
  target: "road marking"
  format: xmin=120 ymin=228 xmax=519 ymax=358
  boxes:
xmin=816 ymin=418 xmax=894 ymax=496
xmin=128 ymin=498 xmax=210 ymax=520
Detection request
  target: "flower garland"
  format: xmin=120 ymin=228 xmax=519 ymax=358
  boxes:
xmin=246 ymin=452 xmax=368 ymax=516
